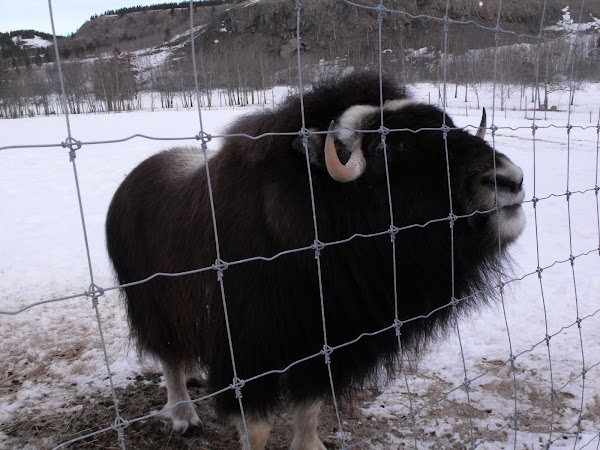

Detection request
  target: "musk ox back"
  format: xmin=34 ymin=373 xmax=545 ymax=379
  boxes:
xmin=106 ymin=72 xmax=525 ymax=449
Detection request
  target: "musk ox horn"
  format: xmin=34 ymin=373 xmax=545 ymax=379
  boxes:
xmin=324 ymin=120 xmax=367 ymax=182
xmin=476 ymin=107 xmax=487 ymax=140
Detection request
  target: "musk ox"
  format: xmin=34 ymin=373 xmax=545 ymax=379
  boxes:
xmin=106 ymin=72 xmax=525 ymax=449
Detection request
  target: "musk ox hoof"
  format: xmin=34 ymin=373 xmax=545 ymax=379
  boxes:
xmin=163 ymin=401 xmax=203 ymax=437
xmin=172 ymin=414 xmax=203 ymax=437
xmin=179 ymin=420 xmax=203 ymax=438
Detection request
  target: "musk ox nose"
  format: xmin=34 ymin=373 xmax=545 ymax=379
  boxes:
xmin=480 ymin=157 xmax=524 ymax=205
xmin=476 ymin=157 xmax=526 ymax=242
xmin=483 ymin=172 xmax=524 ymax=194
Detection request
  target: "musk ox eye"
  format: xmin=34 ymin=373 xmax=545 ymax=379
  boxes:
xmin=369 ymin=140 xmax=386 ymax=156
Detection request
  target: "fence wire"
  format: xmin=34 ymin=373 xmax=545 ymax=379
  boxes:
xmin=1 ymin=0 xmax=599 ymax=449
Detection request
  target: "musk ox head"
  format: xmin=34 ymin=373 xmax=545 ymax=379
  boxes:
xmin=299 ymin=99 xmax=525 ymax=249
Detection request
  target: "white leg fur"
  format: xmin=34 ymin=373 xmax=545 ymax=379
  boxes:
xmin=233 ymin=415 xmax=273 ymax=450
xmin=291 ymin=401 xmax=327 ymax=450
xmin=161 ymin=361 xmax=202 ymax=434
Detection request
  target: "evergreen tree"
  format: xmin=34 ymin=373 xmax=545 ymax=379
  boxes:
xmin=0 ymin=55 xmax=11 ymax=97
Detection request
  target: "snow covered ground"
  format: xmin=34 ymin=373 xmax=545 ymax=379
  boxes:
xmin=1 ymin=82 xmax=599 ymax=449
xmin=10 ymin=35 xmax=53 ymax=49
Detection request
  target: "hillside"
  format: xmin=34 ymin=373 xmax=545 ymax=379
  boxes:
xmin=60 ymin=0 xmax=600 ymax=84
xmin=1 ymin=0 xmax=599 ymax=118
xmin=62 ymin=0 xmax=598 ymax=57
xmin=3 ymin=0 xmax=600 ymax=68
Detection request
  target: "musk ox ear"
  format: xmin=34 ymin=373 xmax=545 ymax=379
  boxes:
xmin=292 ymin=128 xmax=324 ymax=165
xmin=475 ymin=108 xmax=487 ymax=140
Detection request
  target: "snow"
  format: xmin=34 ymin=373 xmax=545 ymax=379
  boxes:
xmin=11 ymin=35 xmax=53 ymax=48
xmin=407 ymin=47 xmax=434 ymax=58
xmin=545 ymin=6 xmax=600 ymax=32
xmin=129 ymin=24 xmax=208 ymax=77
xmin=169 ymin=23 xmax=207 ymax=44
xmin=132 ymin=48 xmax=172 ymax=73
xmin=1 ymin=82 xmax=599 ymax=448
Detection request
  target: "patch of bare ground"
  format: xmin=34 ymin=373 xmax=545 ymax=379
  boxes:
xmin=1 ymin=365 xmax=596 ymax=449
xmin=0 ymin=373 xmax=392 ymax=449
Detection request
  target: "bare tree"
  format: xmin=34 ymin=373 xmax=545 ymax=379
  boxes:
xmin=91 ymin=48 xmax=138 ymax=112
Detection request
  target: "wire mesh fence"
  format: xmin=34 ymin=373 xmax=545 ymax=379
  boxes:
xmin=1 ymin=0 xmax=599 ymax=449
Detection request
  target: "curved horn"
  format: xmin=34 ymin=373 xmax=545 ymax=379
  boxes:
xmin=324 ymin=121 xmax=367 ymax=183
xmin=476 ymin=107 xmax=487 ymax=140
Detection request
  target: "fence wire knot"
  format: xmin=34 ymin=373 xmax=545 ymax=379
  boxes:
xmin=463 ymin=377 xmax=471 ymax=390
xmin=299 ymin=127 xmax=312 ymax=147
xmin=111 ymin=415 xmax=130 ymax=445
xmin=447 ymin=213 xmax=457 ymax=228
xmin=494 ymin=27 xmax=501 ymax=42
xmin=195 ymin=130 xmax=212 ymax=144
xmin=441 ymin=123 xmax=451 ymax=139
xmin=442 ymin=15 xmax=451 ymax=32
xmin=532 ymin=196 xmax=539 ymax=208
xmin=376 ymin=4 xmax=388 ymax=22
xmin=62 ymin=137 xmax=82 ymax=161
xmin=322 ymin=344 xmax=333 ymax=364
xmin=112 ymin=416 xmax=130 ymax=432
xmin=231 ymin=377 xmax=245 ymax=399
xmin=450 ymin=297 xmax=459 ymax=309
xmin=312 ymin=239 xmax=325 ymax=258
xmin=490 ymin=124 xmax=498 ymax=136
xmin=393 ymin=318 xmax=403 ymax=336
xmin=388 ymin=225 xmax=399 ymax=242
xmin=545 ymin=334 xmax=551 ymax=346
xmin=536 ymin=266 xmax=543 ymax=279
xmin=213 ymin=259 xmax=229 ymax=281
xmin=85 ymin=284 xmax=105 ymax=308
xmin=513 ymin=413 xmax=520 ymax=428
xmin=569 ymin=254 xmax=575 ymax=266
xmin=531 ymin=124 xmax=538 ymax=136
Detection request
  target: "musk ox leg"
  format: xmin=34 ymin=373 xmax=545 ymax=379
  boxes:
xmin=232 ymin=414 xmax=273 ymax=450
xmin=290 ymin=401 xmax=327 ymax=450
xmin=161 ymin=360 xmax=202 ymax=436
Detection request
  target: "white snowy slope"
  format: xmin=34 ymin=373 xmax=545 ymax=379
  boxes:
xmin=11 ymin=35 xmax=53 ymax=48
xmin=0 ymin=83 xmax=599 ymax=449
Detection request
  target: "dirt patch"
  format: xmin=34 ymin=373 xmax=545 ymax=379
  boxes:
xmin=0 ymin=373 xmax=393 ymax=449
xmin=1 ymin=365 xmax=596 ymax=449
